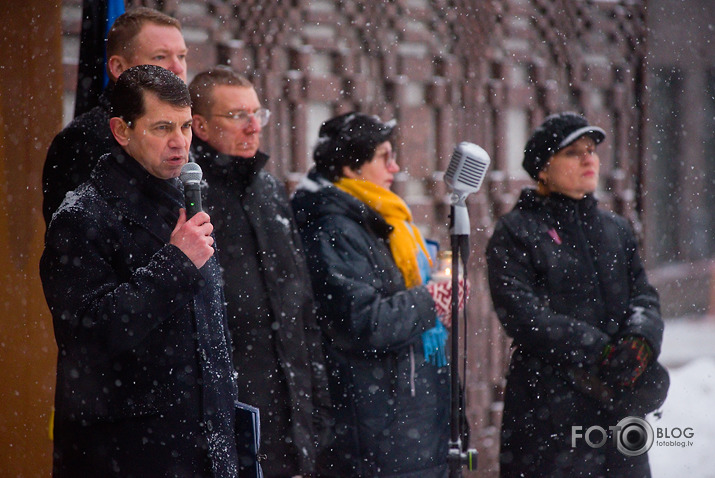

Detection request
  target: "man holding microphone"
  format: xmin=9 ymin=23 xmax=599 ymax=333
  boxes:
xmin=40 ymin=65 xmax=241 ymax=477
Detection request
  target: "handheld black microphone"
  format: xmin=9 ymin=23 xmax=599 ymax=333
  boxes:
xmin=180 ymin=162 xmax=203 ymax=218
xmin=444 ymin=142 xmax=491 ymax=235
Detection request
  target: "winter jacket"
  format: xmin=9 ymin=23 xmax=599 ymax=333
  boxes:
xmin=40 ymin=147 xmax=241 ymax=478
xmin=42 ymin=86 xmax=114 ymax=226
xmin=192 ymin=139 xmax=332 ymax=477
xmin=486 ymin=189 xmax=664 ymax=478
xmin=291 ymin=169 xmax=450 ymax=478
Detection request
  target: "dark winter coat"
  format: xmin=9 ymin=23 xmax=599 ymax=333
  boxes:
xmin=486 ymin=189 xmax=665 ymax=478
xmin=192 ymin=139 xmax=332 ymax=477
xmin=42 ymin=86 xmax=113 ymax=226
xmin=291 ymin=169 xmax=450 ymax=478
xmin=40 ymin=147 xmax=241 ymax=478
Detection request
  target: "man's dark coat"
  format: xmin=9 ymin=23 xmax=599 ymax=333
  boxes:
xmin=42 ymin=88 xmax=113 ymax=225
xmin=192 ymin=139 xmax=332 ymax=476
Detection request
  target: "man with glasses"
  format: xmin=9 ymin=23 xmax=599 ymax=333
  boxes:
xmin=189 ymin=68 xmax=332 ymax=478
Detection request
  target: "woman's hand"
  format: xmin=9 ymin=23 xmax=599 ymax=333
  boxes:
xmin=599 ymin=336 xmax=653 ymax=388
xmin=426 ymin=278 xmax=468 ymax=328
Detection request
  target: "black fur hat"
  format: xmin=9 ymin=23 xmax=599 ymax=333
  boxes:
xmin=523 ymin=112 xmax=606 ymax=180
xmin=313 ymin=112 xmax=396 ymax=182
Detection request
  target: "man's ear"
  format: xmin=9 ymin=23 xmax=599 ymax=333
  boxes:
xmin=192 ymin=114 xmax=211 ymax=142
xmin=110 ymin=117 xmax=131 ymax=146
xmin=107 ymin=55 xmax=128 ymax=83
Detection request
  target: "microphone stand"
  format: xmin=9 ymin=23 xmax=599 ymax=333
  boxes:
xmin=447 ymin=193 xmax=478 ymax=477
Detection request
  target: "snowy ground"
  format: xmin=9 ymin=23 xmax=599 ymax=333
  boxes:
xmin=647 ymin=318 xmax=715 ymax=478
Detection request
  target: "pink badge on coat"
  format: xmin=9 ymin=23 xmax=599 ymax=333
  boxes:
xmin=548 ymin=228 xmax=562 ymax=245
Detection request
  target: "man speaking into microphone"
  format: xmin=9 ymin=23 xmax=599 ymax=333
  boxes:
xmin=40 ymin=65 xmax=243 ymax=477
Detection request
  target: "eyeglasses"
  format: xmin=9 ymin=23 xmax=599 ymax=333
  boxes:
xmin=375 ymin=149 xmax=398 ymax=167
xmin=212 ymin=108 xmax=271 ymax=127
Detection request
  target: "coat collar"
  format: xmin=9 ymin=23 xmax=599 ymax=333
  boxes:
xmin=98 ymin=83 xmax=113 ymax=114
xmin=92 ymin=145 xmax=184 ymax=242
xmin=292 ymin=168 xmax=393 ymax=239
xmin=191 ymin=137 xmax=269 ymax=189
xmin=517 ymin=188 xmax=598 ymax=223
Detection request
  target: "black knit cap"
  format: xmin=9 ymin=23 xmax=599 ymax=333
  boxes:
xmin=523 ymin=112 xmax=606 ymax=180
xmin=313 ymin=112 xmax=396 ymax=181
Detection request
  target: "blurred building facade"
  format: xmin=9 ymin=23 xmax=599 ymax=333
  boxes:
xmin=643 ymin=0 xmax=715 ymax=319
xmin=1 ymin=0 xmax=711 ymax=476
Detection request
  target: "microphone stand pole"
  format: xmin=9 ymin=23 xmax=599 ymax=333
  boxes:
xmin=447 ymin=195 xmax=477 ymax=478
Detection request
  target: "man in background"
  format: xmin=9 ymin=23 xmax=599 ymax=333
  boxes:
xmin=42 ymin=6 xmax=188 ymax=225
xmin=189 ymin=67 xmax=332 ymax=478
xmin=41 ymin=64 xmax=241 ymax=477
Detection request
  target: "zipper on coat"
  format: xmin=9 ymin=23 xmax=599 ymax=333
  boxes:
xmin=409 ymin=345 xmax=416 ymax=397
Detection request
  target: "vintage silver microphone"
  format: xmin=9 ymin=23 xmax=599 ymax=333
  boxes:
xmin=443 ymin=141 xmax=490 ymax=476
xmin=444 ymin=142 xmax=491 ymax=235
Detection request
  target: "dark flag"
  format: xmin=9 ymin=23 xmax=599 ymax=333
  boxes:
xmin=73 ymin=0 xmax=125 ymax=118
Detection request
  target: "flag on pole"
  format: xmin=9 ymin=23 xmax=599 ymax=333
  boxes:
xmin=104 ymin=0 xmax=125 ymax=86
xmin=73 ymin=0 xmax=125 ymax=118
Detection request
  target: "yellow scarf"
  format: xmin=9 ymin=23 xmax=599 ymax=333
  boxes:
xmin=336 ymin=177 xmax=432 ymax=288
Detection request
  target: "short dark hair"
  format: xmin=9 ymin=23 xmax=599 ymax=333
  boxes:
xmin=111 ymin=65 xmax=191 ymax=126
xmin=106 ymin=7 xmax=182 ymax=60
xmin=188 ymin=67 xmax=254 ymax=116
xmin=313 ymin=112 xmax=396 ymax=182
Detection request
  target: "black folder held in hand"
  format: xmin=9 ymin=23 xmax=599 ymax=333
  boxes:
xmin=236 ymin=401 xmax=263 ymax=478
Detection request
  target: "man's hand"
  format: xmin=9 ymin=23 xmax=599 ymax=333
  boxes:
xmin=170 ymin=208 xmax=215 ymax=268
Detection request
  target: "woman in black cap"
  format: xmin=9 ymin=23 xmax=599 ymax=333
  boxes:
xmin=292 ymin=112 xmax=460 ymax=477
xmin=486 ymin=112 xmax=668 ymax=477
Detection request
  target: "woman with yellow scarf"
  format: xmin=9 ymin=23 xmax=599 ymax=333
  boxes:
xmin=292 ymin=112 xmax=460 ymax=478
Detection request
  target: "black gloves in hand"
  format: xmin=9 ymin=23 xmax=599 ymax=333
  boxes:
xmin=600 ymin=336 xmax=653 ymax=388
